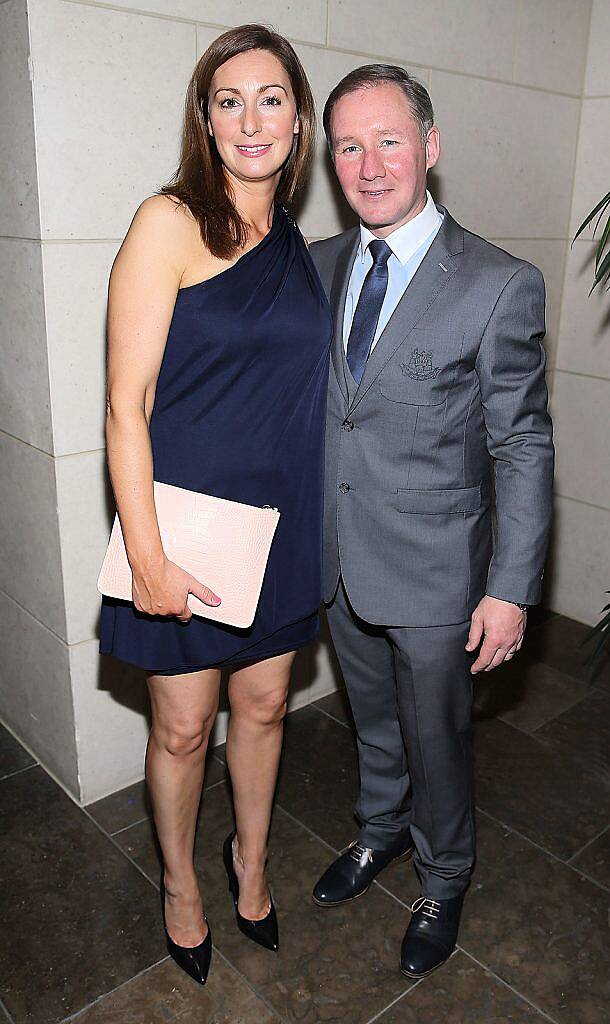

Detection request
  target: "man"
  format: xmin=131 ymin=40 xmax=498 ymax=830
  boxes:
xmin=308 ymin=65 xmax=554 ymax=979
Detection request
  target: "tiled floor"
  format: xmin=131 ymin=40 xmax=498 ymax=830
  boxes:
xmin=1 ymin=611 xmax=608 ymax=1024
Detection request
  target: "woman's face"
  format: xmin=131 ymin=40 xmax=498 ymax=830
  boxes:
xmin=208 ymin=49 xmax=299 ymax=189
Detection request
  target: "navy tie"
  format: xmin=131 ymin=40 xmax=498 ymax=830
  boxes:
xmin=346 ymin=239 xmax=392 ymax=385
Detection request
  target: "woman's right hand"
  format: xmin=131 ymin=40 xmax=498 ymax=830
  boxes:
xmin=132 ymin=556 xmax=221 ymax=622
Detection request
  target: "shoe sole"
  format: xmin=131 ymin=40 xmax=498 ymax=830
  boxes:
xmin=312 ymin=885 xmax=369 ymax=908
xmin=399 ymin=955 xmax=450 ymax=980
xmin=311 ymin=846 xmax=414 ymax=908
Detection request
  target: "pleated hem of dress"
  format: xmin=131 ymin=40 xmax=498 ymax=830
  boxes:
xmin=99 ymin=609 xmax=320 ymax=675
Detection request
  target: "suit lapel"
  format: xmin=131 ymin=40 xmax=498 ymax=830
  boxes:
xmin=329 ymin=230 xmax=360 ymax=405
xmin=349 ymin=208 xmax=464 ymax=413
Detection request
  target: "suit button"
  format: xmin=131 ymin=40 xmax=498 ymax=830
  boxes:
xmin=339 ymin=482 xmax=350 ymax=493
xmin=343 ymin=420 xmax=355 ymax=431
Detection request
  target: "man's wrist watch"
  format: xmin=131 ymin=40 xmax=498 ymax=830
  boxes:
xmin=510 ymin=601 xmax=529 ymax=612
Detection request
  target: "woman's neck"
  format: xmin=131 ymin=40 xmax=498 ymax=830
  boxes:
xmin=226 ymin=171 xmax=280 ymax=235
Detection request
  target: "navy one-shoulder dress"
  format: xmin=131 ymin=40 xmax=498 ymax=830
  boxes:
xmin=99 ymin=205 xmax=332 ymax=673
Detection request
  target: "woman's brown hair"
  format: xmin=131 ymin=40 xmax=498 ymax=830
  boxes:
xmin=158 ymin=24 xmax=316 ymax=260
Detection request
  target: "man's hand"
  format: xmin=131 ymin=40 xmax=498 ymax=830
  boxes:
xmin=466 ymin=596 xmax=526 ymax=674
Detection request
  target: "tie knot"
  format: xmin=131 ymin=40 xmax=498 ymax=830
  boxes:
xmin=368 ymin=239 xmax=391 ymax=267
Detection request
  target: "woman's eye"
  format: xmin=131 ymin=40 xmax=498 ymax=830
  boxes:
xmin=262 ymin=95 xmax=281 ymax=105
xmin=220 ymin=97 xmax=240 ymax=109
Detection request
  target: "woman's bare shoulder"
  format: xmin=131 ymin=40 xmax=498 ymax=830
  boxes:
xmin=112 ymin=194 xmax=200 ymax=283
xmin=130 ymin=193 xmax=195 ymax=242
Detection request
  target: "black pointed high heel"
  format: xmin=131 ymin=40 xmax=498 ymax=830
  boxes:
xmin=222 ymin=832 xmax=279 ymax=952
xmin=160 ymin=871 xmax=212 ymax=985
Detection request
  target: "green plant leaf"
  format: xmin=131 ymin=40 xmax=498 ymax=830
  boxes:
xmin=582 ymin=608 xmax=610 ymax=673
xmin=581 ymin=609 xmax=610 ymax=646
xmin=573 ymin=191 xmax=610 ymax=243
xmin=587 ymin=628 xmax=609 ymax=670
xmin=589 ymin=247 xmax=610 ymax=294
xmin=595 ymin=215 xmax=610 ymax=271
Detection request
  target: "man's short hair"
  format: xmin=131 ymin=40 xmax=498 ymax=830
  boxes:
xmin=323 ymin=64 xmax=434 ymax=151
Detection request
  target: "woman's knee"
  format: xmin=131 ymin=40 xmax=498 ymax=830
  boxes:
xmin=231 ymin=686 xmax=289 ymax=726
xmin=154 ymin=709 xmax=216 ymax=757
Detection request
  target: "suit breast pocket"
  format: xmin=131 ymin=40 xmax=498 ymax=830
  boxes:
xmin=379 ymin=328 xmax=464 ymax=406
xmin=396 ymin=484 xmax=482 ymax=514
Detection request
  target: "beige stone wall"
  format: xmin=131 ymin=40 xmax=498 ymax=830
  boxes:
xmin=1 ymin=0 xmax=604 ymax=802
xmin=0 ymin=0 xmax=79 ymax=792
xmin=548 ymin=0 xmax=610 ymax=627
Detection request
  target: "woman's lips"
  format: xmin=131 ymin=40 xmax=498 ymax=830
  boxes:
xmin=235 ymin=144 xmax=273 ymax=158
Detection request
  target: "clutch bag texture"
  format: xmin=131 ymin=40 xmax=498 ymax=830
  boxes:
xmin=97 ymin=480 xmax=280 ymax=629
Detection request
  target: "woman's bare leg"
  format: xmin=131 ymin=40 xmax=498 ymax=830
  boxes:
xmin=145 ymin=667 xmax=221 ymax=945
xmin=225 ymin=651 xmax=295 ymax=919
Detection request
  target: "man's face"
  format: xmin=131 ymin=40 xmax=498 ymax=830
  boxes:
xmin=330 ymin=83 xmax=440 ymax=236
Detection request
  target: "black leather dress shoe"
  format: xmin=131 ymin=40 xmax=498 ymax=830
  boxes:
xmin=312 ymin=832 xmax=414 ymax=906
xmin=400 ymin=892 xmax=465 ymax=978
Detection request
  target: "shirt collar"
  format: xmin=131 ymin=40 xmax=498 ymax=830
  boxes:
xmin=358 ymin=191 xmax=443 ymax=266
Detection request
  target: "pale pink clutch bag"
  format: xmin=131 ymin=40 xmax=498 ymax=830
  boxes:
xmin=97 ymin=481 xmax=280 ymax=629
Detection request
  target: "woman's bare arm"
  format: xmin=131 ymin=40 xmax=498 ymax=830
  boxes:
xmin=105 ymin=195 xmax=220 ymax=619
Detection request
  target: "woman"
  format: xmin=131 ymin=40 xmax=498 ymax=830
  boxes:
xmin=99 ymin=25 xmax=331 ymax=985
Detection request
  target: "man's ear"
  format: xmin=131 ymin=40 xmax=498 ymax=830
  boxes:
xmin=424 ymin=126 xmax=440 ymax=171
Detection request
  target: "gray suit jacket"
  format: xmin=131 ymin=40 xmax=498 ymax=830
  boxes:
xmin=310 ymin=206 xmax=554 ymax=626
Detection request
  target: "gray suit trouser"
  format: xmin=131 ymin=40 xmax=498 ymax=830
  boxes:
xmin=327 ymin=576 xmax=476 ymax=899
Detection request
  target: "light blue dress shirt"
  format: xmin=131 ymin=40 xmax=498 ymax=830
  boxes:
xmin=342 ymin=191 xmax=444 ymax=353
